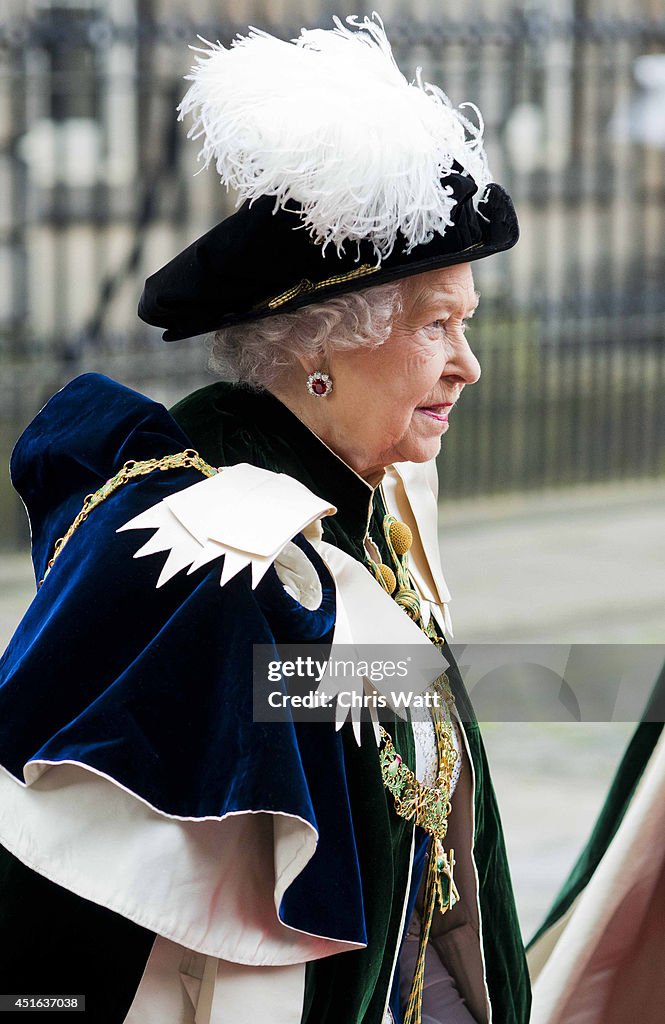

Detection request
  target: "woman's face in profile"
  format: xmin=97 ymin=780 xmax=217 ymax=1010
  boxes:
xmin=309 ymin=262 xmax=482 ymax=480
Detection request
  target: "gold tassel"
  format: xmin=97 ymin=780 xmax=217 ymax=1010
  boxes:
xmin=403 ymin=842 xmax=459 ymax=1024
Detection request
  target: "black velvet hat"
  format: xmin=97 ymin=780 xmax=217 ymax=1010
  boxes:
xmin=138 ymin=16 xmax=519 ymax=342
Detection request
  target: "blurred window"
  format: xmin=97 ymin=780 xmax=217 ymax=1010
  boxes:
xmin=36 ymin=1 xmax=99 ymax=122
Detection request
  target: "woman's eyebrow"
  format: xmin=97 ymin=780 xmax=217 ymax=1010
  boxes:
xmin=420 ymin=288 xmax=481 ymax=318
xmin=461 ymin=291 xmax=481 ymax=318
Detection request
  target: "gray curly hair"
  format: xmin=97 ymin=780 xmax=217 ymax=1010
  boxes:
xmin=208 ymin=281 xmax=404 ymax=390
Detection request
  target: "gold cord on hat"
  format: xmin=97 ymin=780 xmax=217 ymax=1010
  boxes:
xmin=267 ymin=261 xmax=380 ymax=310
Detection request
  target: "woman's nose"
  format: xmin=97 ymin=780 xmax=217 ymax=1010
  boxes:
xmin=443 ymin=336 xmax=482 ymax=386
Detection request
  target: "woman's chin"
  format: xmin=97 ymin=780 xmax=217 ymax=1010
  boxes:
xmin=396 ymin=432 xmax=446 ymax=465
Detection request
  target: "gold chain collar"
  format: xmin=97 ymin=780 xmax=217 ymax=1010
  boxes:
xmin=365 ymin=512 xmax=460 ymax=1024
xmin=39 ymin=450 xmax=217 ymax=587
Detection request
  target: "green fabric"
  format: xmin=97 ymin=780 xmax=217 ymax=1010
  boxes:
xmin=173 ymin=382 xmax=532 ymax=1024
xmin=300 ymin=720 xmax=415 ymax=1024
xmin=437 ymin=631 xmax=531 ymax=1024
xmin=528 ymin=664 xmax=665 ymax=949
xmin=172 ymin=382 xmax=417 ymax=1024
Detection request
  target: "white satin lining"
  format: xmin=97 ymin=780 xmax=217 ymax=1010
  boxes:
xmin=530 ymin=732 xmax=665 ymax=1024
xmin=0 ymin=761 xmax=363 ymax=965
xmin=123 ymin=937 xmax=307 ymax=1024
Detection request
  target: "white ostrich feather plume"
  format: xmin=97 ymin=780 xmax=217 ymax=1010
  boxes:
xmin=178 ymin=13 xmax=492 ymax=257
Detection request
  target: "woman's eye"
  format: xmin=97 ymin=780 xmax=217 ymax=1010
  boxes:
xmin=427 ymin=318 xmax=470 ymax=334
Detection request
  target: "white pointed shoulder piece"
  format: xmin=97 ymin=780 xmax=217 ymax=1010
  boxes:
xmin=117 ymin=463 xmax=336 ymax=590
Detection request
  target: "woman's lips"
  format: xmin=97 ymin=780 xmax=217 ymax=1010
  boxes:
xmin=416 ymin=403 xmax=452 ymax=423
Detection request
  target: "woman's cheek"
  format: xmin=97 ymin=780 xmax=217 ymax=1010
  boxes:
xmin=390 ymin=405 xmax=422 ymax=449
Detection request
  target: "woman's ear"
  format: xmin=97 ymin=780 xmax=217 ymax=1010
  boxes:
xmin=293 ymin=346 xmax=332 ymax=378
xmin=293 ymin=352 xmax=316 ymax=376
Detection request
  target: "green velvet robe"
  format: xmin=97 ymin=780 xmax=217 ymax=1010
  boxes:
xmin=171 ymin=382 xmax=531 ymax=1024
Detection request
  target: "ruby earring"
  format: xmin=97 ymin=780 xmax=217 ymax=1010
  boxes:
xmin=306 ymin=371 xmax=333 ymax=397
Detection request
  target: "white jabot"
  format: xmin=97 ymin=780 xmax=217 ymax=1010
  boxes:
xmin=413 ymin=705 xmax=463 ymax=795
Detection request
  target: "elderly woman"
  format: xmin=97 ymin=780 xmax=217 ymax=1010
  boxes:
xmin=0 ymin=15 xmax=528 ymax=1024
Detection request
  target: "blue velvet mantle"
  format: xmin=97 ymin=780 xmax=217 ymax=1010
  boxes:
xmin=0 ymin=373 xmax=419 ymax=1024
